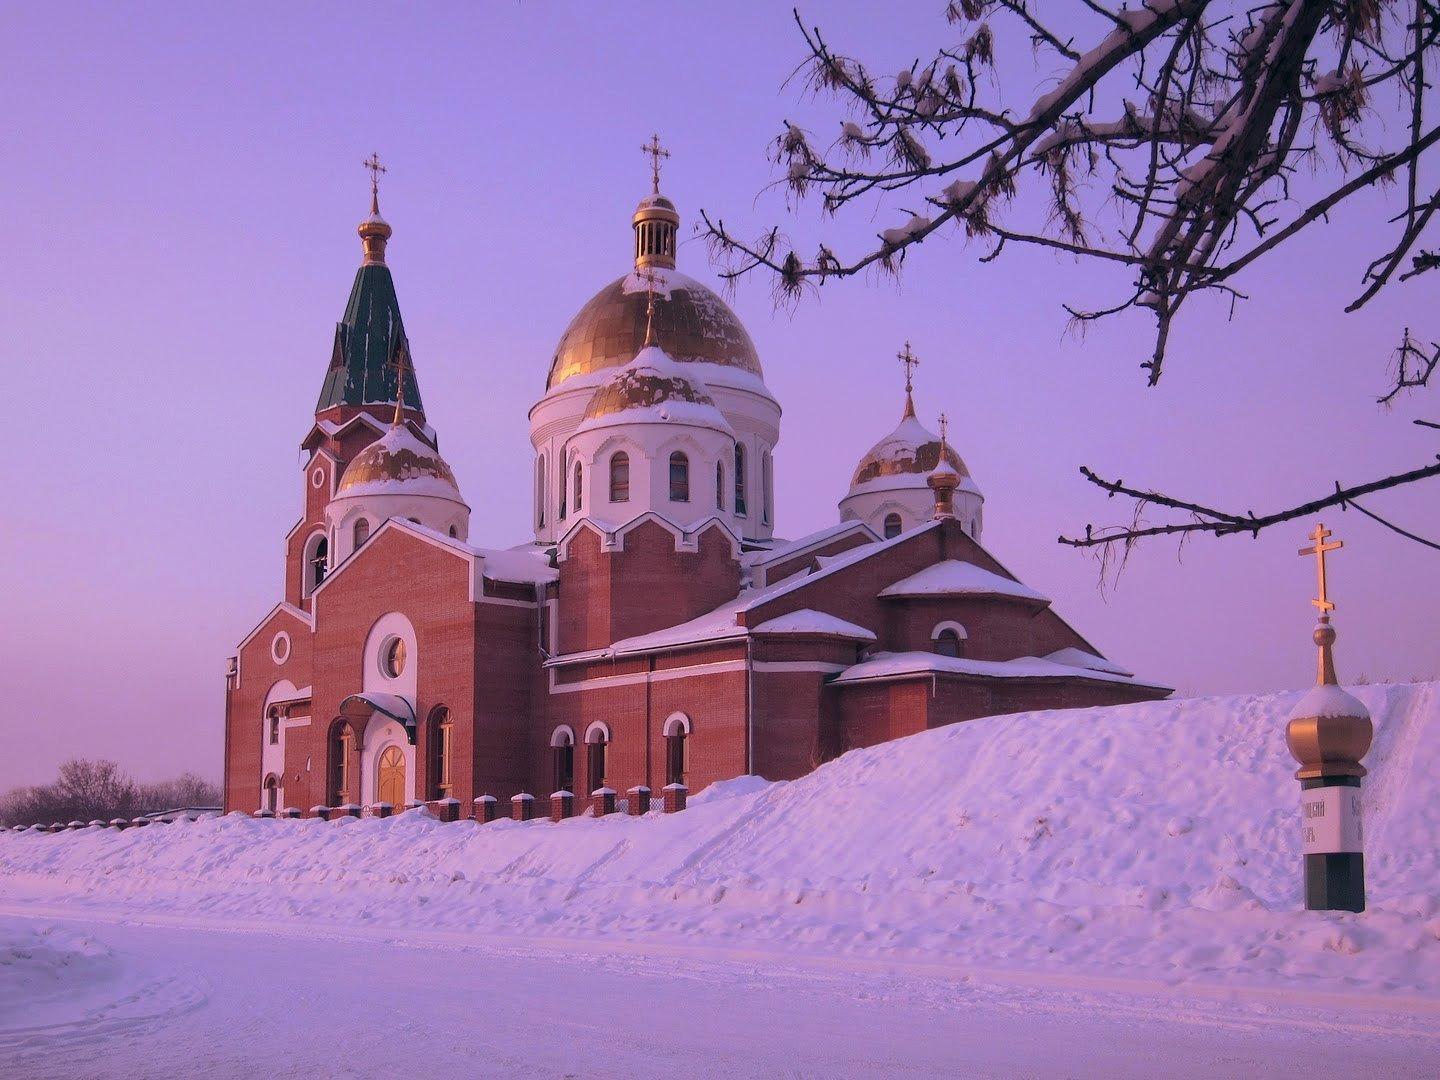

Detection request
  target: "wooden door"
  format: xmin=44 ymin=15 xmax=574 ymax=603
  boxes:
xmin=377 ymin=745 xmax=406 ymax=807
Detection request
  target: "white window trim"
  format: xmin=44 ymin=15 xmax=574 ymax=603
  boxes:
xmin=584 ymin=720 xmax=611 ymax=745
xmin=662 ymin=712 xmax=692 ymax=737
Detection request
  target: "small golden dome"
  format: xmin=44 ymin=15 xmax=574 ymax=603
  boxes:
xmin=337 ymin=424 xmax=462 ymax=499
xmin=851 ymin=414 xmax=970 ymax=489
xmin=581 ymin=347 xmax=720 ymax=423
xmin=548 ymin=268 xmax=762 ymax=391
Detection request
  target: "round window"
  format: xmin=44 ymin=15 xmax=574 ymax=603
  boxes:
xmin=380 ymin=636 xmax=407 ymax=679
xmin=311 ymin=467 xmax=326 ymax=489
xmin=271 ymin=632 xmax=290 ymax=664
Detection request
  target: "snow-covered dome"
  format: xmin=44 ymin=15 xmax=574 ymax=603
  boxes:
xmin=337 ymin=423 xmax=462 ymax=500
xmin=576 ymin=344 xmax=732 ymax=437
xmin=327 ymin=423 xmax=470 ymax=563
xmin=839 ymin=396 xmax=984 ymax=540
xmin=548 ymin=267 xmax=763 ymax=391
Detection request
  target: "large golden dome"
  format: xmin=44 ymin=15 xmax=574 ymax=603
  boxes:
xmin=547 ymin=267 xmax=762 ymax=390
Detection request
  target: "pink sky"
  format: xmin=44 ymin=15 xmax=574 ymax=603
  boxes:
xmin=3 ymin=2 xmax=1436 ymax=792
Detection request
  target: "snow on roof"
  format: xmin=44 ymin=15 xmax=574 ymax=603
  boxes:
xmin=750 ymin=610 xmax=877 ymax=641
xmin=1044 ymin=648 xmax=1133 ymax=679
xmin=396 ymin=520 xmax=557 ymax=585
xmin=737 ymin=520 xmax=944 ymax=614
xmin=605 ymin=595 xmax=751 ymax=654
xmin=833 ymin=651 xmax=1166 ymax=689
xmin=878 ymin=560 xmax=1049 ymax=603
xmin=742 ymin=521 xmax=878 ymax=569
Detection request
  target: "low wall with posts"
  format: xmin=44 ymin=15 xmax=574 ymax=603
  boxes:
xmin=15 ymin=783 xmax=693 ymax=836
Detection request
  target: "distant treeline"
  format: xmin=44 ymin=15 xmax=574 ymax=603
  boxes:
xmin=0 ymin=759 xmax=220 ymax=827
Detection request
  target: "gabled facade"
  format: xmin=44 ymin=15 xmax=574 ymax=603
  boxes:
xmin=222 ymin=177 xmax=1170 ymax=816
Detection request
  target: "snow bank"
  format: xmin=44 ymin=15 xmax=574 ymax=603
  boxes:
xmin=3 ymin=683 xmax=1437 ymax=998
xmin=0 ymin=919 xmax=121 ymax=1016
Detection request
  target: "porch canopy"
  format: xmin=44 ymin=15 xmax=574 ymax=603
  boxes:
xmin=339 ymin=692 xmax=418 ymax=745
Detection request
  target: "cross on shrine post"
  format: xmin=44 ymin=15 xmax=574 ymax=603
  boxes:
xmin=1285 ymin=522 xmax=1373 ymax=913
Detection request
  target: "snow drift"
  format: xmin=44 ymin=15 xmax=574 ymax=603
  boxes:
xmin=3 ymin=683 xmax=1437 ymax=998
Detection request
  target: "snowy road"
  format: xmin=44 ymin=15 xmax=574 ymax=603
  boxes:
xmin=1 ymin=911 xmax=1435 ymax=1079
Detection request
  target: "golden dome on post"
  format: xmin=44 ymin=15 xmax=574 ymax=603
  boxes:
xmin=927 ymin=412 xmax=961 ymax=519
xmin=1284 ymin=523 xmax=1371 ymax=914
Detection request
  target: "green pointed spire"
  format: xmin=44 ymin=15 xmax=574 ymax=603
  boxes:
xmin=315 ymin=164 xmax=424 ymax=418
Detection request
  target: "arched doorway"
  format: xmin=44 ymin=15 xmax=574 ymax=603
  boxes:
xmin=262 ymin=774 xmax=278 ymax=813
xmin=376 ymin=745 xmax=406 ymax=807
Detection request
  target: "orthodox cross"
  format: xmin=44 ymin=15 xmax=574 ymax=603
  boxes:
xmin=363 ymin=152 xmax=387 ymax=208
xmin=638 ymin=267 xmax=661 ymax=346
xmin=1299 ymin=523 xmax=1343 ymax=616
xmin=898 ymin=341 xmax=920 ymax=394
xmin=937 ymin=411 xmax=950 ymax=452
xmin=388 ymin=342 xmax=410 ymax=427
xmin=641 ymin=133 xmax=670 ymax=194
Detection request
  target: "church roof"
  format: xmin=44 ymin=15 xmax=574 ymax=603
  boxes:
xmin=878 ymin=560 xmax=1049 ymax=604
xmin=314 ymin=215 xmax=424 ymax=417
xmin=832 ymin=651 xmax=1170 ymax=690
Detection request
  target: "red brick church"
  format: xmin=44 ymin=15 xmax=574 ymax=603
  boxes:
xmin=222 ymin=162 xmax=1169 ymax=816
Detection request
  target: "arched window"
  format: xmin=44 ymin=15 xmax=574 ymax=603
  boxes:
xmin=262 ymin=775 xmax=278 ymax=813
xmin=609 ymin=452 xmax=630 ymax=503
xmin=304 ymin=532 xmax=328 ymax=596
xmin=428 ymin=706 xmax=452 ymax=799
xmin=762 ymin=450 xmax=773 ymax=525
xmin=550 ymin=726 xmax=575 ymax=794
xmin=353 ymin=518 xmax=370 ymax=549
xmin=535 ymin=454 xmax=547 ymax=528
xmin=573 ymin=461 xmax=583 ymax=512
xmin=734 ymin=444 xmax=747 ymax=516
xmin=448 ymin=525 xmax=458 ymax=538
xmin=585 ymin=723 xmax=609 ymax=795
xmin=663 ymin=713 xmax=690 ymax=787
xmin=669 ymin=452 xmax=690 ymax=502
xmin=267 ymin=707 xmax=280 ymax=746
xmin=883 ymin=513 xmax=903 ymax=539
xmin=328 ymin=721 xmax=355 ymax=805
xmin=715 ymin=461 xmax=725 ymax=510
xmin=933 ymin=623 xmax=967 ymax=658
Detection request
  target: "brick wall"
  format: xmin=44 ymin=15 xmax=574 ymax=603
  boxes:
xmin=556 ymin=520 xmax=740 ymax=653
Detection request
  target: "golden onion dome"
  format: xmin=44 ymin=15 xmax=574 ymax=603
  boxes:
xmin=336 ymin=423 xmax=464 ymax=501
xmin=577 ymin=345 xmax=732 ymax=434
xmin=548 ymin=267 xmax=763 ymax=391
xmin=850 ymin=411 xmax=972 ymax=492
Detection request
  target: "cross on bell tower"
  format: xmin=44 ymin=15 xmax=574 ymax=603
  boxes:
xmin=641 ymin=134 xmax=670 ymax=194
xmin=363 ymin=152 xmax=387 ymax=213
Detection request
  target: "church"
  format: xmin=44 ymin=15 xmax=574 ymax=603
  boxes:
xmin=221 ymin=153 xmax=1170 ymax=817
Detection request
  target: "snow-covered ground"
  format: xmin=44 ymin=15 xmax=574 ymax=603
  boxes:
xmin=2 ymin=683 xmax=1437 ymax=1076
